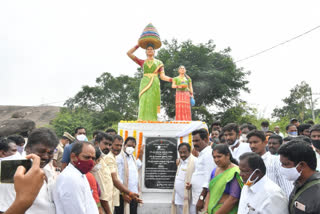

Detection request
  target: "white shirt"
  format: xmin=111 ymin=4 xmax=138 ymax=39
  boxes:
xmin=174 ymin=156 xmax=190 ymax=205
xmin=229 ymin=140 xmax=251 ymax=161
xmin=238 ymin=176 xmax=289 ymax=214
xmin=53 ymin=164 xmax=98 ymax=214
xmin=191 ymin=146 xmax=216 ymax=205
xmin=261 ymin=151 xmax=293 ymax=198
xmin=116 ymin=153 xmax=142 ymax=194
xmin=316 ymin=151 xmax=320 ymax=172
xmin=0 ymin=161 xmax=56 ymax=214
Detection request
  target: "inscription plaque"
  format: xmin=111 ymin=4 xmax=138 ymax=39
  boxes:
xmin=144 ymin=137 xmax=177 ymax=189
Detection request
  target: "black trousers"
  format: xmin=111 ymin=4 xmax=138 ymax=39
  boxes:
xmin=114 ymin=195 xmax=138 ymax=214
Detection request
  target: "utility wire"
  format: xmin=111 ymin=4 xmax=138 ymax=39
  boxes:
xmin=37 ymin=100 xmax=66 ymax=106
xmin=235 ymin=25 xmax=320 ymax=63
xmin=34 ymin=25 xmax=320 ymax=106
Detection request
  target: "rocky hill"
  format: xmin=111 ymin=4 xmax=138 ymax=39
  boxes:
xmin=0 ymin=105 xmax=61 ymax=127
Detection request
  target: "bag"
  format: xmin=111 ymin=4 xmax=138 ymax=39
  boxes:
xmin=190 ymin=97 xmax=195 ymax=106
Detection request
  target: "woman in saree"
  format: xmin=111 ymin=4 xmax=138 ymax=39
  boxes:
xmin=172 ymin=66 xmax=193 ymax=121
xmin=204 ymin=144 xmax=243 ymax=214
xmin=127 ymin=44 xmax=172 ymax=121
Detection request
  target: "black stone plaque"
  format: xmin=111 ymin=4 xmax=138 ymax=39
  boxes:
xmin=144 ymin=137 xmax=177 ymax=189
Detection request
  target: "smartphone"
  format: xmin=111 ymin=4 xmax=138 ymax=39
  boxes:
xmin=0 ymin=159 xmax=32 ymax=183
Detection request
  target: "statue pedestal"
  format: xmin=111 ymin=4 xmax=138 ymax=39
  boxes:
xmin=118 ymin=121 xmax=208 ymax=213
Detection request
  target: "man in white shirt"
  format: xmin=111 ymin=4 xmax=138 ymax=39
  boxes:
xmin=116 ymin=137 xmax=143 ymax=214
xmin=104 ymin=135 xmax=142 ymax=213
xmin=274 ymin=126 xmax=284 ymax=138
xmin=238 ymin=152 xmax=289 ymax=213
xmin=171 ymin=143 xmax=196 ymax=214
xmin=247 ymin=130 xmax=293 ymax=197
xmin=188 ymin=128 xmax=216 ymax=213
xmin=53 ymin=141 xmax=99 ymax=214
xmin=223 ymin=123 xmax=251 ymax=161
xmin=0 ymin=128 xmax=59 ymax=214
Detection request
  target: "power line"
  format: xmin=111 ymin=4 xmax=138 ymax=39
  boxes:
xmin=37 ymin=100 xmax=66 ymax=106
xmin=235 ymin=25 xmax=320 ymax=63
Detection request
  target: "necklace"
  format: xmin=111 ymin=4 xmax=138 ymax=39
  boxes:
xmin=145 ymin=59 xmax=154 ymax=68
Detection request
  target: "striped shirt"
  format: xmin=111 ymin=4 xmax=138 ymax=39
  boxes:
xmin=262 ymin=152 xmax=294 ymax=198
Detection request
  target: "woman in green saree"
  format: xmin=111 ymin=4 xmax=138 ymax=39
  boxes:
xmin=204 ymin=144 xmax=243 ymax=214
xmin=127 ymin=44 xmax=172 ymax=121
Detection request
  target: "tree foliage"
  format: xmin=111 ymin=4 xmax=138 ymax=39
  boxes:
xmin=65 ymin=73 xmax=139 ymax=120
xmin=272 ymin=81 xmax=314 ymax=122
xmin=50 ymin=108 xmax=94 ymax=137
xmin=152 ymin=39 xmax=250 ymax=120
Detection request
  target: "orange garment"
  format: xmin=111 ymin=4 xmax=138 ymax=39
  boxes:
xmin=86 ymin=172 xmax=101 ymax=208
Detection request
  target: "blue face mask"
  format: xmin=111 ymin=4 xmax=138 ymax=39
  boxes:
xmin=288 ymin=131 xmax=298 ymax=137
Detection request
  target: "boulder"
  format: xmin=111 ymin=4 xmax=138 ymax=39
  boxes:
xmin=0 ymin=119 xmax=36 ymax=137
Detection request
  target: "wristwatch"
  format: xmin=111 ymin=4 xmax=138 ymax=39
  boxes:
xmin=199 ymin=195 xmax=204 ymax=201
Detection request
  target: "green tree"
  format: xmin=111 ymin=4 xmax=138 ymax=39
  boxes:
xmin=214 ymin=102 xmax=259 ymax=126
xmin=50 ymin=107 xmax=94 ymax=137
xmin=147 ymin=39 xmax=250 ymax=121
xmin=65 ymin=72 xmax=139 ymax=120
xmin=272 ymin=81 xmax=314 ymax=122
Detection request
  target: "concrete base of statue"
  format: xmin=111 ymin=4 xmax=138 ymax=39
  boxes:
xmin=118 ymin=120 xmax=208 ymax=214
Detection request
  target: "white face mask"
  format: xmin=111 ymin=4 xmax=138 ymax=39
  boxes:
xmin=16 ymin=145 xmax=24 ymax=154
xmin=245 ymin=169 xmax=260 ymax=186
xmin=76 ymin=134 xmax=88 ymax=141
xmin=91 ymin=163 xmax=101 ymax=172
xmin=229 ymin=139 xmax=239 ymax=148
xmin=125 ymin=147 xmax=135 ymax=155
xmin=240 ymin=134 xmax=247 ymax=143
xmin=280 ymin=163 xmax=301 ymax=181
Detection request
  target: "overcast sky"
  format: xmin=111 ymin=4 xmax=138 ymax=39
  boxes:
xmin=1 ymin=0 xmax=320 ymax=118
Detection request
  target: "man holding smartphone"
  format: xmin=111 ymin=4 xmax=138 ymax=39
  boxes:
xmin=0 ymin=128 xmax=59 ymax=214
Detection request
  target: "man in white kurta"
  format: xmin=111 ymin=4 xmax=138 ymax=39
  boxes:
xmin=172 ymin=143 xmax=197 ymax=214
xmin=53 ymin=142 xmax=98 ymax=214
xmin=239 ymin=175 xmax=289 ymax=213
xmin=0 ymin=128 xmax=59 ymax=214
xmin=189 ymin=129 xmax=216 ymax=212
xmin=238 ymin=152 xmax=289 ymax=214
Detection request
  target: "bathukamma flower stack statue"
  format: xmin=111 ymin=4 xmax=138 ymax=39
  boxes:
xmin=138 ymin=23 xmax=162 ymax=49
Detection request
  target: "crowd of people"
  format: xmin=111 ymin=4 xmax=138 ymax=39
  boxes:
xmin=0 ymin=118 xmax=320 ymax=214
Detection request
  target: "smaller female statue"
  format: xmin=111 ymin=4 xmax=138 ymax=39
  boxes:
xmin=172 ymin=66 xmax=194 ymax=121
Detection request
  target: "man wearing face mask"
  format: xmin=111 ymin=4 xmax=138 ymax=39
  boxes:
xmin=0 ymin=138 xmax=19 ymax=160
xmin=223 ymin=123 xmax=251 ymax=162
xmin=247 ymin=130 xmax=293 ymax=198
xmin=53 ymin=142 xmax=99 ymax=214
xmin=61 ymin=127 xmax=87 ymax=171
xmin=86 ymin=147 xmax=104 ymax=214
xmin=260 ymin=121 xmax=269 ymax=133
xmin=104 ymin=135 xmax=142 ymax=213
xmin=238 ymin=152 xmax=288 ymax=213
xmin=7 ymin=135 xmax=25 ymax=156
xmin=116 ymin=137 xmax=143 ymax=214
xmin=309 ymin=124 xmax=320 ymax=171
xmin=278 ymin=140 xmax=320 ymax=214
xmin=0 ymin=128 xmax=59 ymax=214
xmin=286 ymin=124 xmax=298 ymax=137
